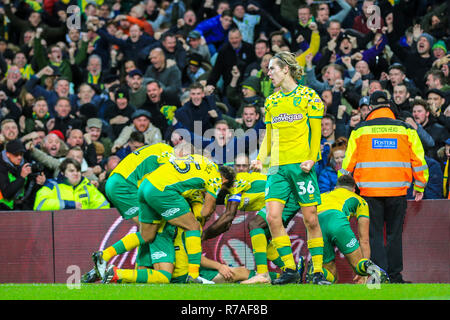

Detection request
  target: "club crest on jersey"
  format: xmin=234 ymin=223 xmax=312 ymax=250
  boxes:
xmin=293 ymin=97 xmax=302 ymax=106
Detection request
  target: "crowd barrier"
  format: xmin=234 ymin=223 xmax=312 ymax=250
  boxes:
xmin=0 ymin=200 xmax=448 ymax=284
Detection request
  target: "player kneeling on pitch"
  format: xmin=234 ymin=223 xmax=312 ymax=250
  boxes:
xmin=304 ymin=175 xmax=390 ymax=284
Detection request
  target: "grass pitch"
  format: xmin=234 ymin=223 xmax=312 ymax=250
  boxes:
xmin=1 ymin=283 xmax=449 ymax=300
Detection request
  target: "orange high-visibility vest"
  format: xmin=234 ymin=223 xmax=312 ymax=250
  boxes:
xmin=340 ymin=107 xmax=429 ymax=197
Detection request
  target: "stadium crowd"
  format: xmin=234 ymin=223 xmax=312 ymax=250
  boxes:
xmin=0 ymin=0 xmax=448 ymax=212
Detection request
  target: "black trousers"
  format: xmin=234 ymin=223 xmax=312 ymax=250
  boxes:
xmin=363 ymin=196 xmax=407 ymax=282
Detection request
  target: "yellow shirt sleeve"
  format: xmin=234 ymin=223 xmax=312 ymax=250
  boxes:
xmin=295 ymin=31 xmax=320 ymax=67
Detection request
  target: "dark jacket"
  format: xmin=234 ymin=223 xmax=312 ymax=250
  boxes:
xmin=423 ymin=117 xmax=449 ymax=159
xmin=207 ymin=41 xmax=256 ymax=89
xmin=25 ymin=75 xmax=78 ymax=116
xmin=174 ymin=95 xmax=222 ymax=134
xmin=318 ymin=166 xmax=338 ymax=194
xmin=0 ymin=150 xmax=39 ymax=210
xmin=0 ymin=78 xmax=27 ymax=101
xmin=97 ymin=27 xmax=156 ymax=61
xmin=4 ymin=3 xmax=67 ymax=45
xmin=103 ymin=104 xmax=136 ymax=139
xmin=407 ymin=156 xmax=443 ymax=200
xmin=0 ymin=96 xmax=22 ymax=122
xmin=387 ymin=34 xmax=435 ymax=94
xmin=53 ymin=115 xmax=83 ymax=139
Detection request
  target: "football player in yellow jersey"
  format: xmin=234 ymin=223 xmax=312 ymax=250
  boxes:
xmin=105 ymin=142 xmax=176 ymax=224
xmin=250 ymin=51 xmax=328 ymax=285
xmin=171 ymin=190 xmax=254 ymax=284
xmin=92 ymin=153 xmax=236 ymax=283
xmin=304 ymin=175 xmax=389 ymax=284
xmin=202 ymin=154 xmax=267 ymax=240
xmin=102 ymin=189 xmax=256 ymax=284
xmin=200 ymin=154 xmax=300 ymax=284
xmin=81 ymin=142 xmax=192 ymax=283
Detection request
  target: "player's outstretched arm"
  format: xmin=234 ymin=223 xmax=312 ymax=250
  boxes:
xmin=202 ymin=200 xmax=239 ymax=241
xmin=357 ymin=217 xmax=370 ymax=259
xmin=200 ymin=192 xmax=218 ymax=222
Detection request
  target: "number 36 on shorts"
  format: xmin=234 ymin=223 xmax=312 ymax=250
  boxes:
xmin=297 ymin=181 xmax=315 ymax=195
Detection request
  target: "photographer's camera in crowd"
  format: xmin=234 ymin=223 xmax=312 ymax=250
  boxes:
xmin=30 ymin=161 xmax=45 ymax=177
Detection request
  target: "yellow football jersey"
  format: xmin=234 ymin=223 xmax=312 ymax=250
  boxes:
xmin=262 ymin=84 xmax=324 ymax=166
xmin=143 ymin=153 xmax=223 ymax=199
xmin=317 ymin=187 xmax=369 ymax=220
xmin=111 ymin=143 xmax=174 ymax=186
xmin=225 ymin=171 xmax=267 ymax=212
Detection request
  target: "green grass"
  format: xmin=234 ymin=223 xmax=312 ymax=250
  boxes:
xmin=1 ymin=283 xmax=449 ymax=300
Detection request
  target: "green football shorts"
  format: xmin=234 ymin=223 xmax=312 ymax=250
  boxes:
xmin=149 ymin=223 xmax=177 ymax=265
xmin=319 ymin=209 xmax=360 ymax=264
xmin=138 ymin=179 xmax=192 ymax=224
xmin=105 ymin=173 xmax=140 ymax=220
xmin=265 ymin=163 xmax=321 ymax=207
xmin=135 ymin=243 xmax=151 ymax=268
xmin=256 ymin=193 xmax=301 ymax=238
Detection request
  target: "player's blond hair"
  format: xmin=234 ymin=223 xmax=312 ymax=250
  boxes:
xmin=272 ymin=51 xmax=304 ymax=81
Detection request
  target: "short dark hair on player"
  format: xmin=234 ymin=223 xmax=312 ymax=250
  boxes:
xmin=219 ymin=165 xmax=236 ymax=190
xmin=336 ymin=174 xmax=356 ymax=189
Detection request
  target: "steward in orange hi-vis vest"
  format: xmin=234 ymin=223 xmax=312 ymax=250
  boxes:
xmin=339 ymin=97 xmax=429 ymax=197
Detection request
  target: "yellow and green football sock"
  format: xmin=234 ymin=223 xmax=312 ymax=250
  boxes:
xmin=322 ymin=267 xmax=336 ymax=283
xmin=307 ymin=237 xmax=324 ymax=274
xmin=117 ymin=268 xmax=171 ymax=284
xmin=184 ymin=230 xmax=202 ymax=279
xmin=102 ymin=232 xmax=146 ymax=262
xmin=266 ymin=241 xmax=284 ymax=268
xmin=271 ymin=235 xmax=296 ymax=271
xmin=250 ymin=228 xmax=269 ymax=274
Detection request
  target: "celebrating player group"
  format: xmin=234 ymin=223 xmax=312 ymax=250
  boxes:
xmin=83 ymin=51 xmax=389 ymax=285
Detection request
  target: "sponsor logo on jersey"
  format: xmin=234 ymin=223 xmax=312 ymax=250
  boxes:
xmin=151 ymin=251 xmax=168 ymax=259
xmin=124 ymin=206 xmax=139 ymax=217
xmin=346 ymin=238 xmax=358 ymax=248
xmin=161 ymin=207 xmax=180 ymax=217
xmin=372 ymin=138 xmax=398 ymax=149
xmin=272 ymin=113 xmax=303 ymax=124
